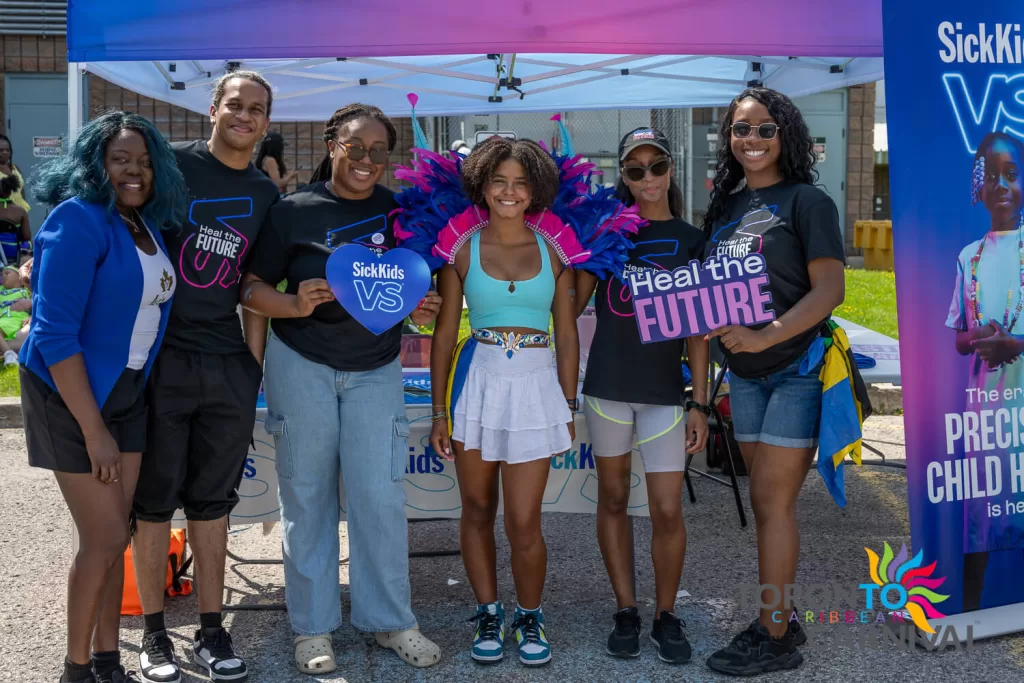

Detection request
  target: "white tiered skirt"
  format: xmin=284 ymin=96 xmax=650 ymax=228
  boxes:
xmin=452 ymin=343 xmax=573 ymax=464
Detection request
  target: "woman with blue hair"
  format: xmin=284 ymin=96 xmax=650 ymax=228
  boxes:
xmin=19 ymin=110 xmax=185 ymax=683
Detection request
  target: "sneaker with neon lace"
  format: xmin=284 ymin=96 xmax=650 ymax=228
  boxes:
xmin=469 ymin=601 xmax=505 ymax=663
xmin=511 ymin=606 xmax=551 ymax=667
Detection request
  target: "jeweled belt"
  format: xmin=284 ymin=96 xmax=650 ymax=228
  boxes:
xmin=472 ymin=329 xmax=550 ymax=358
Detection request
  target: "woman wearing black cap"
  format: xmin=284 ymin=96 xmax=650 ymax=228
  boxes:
xmin=575 ymin=127 xmax=709 ymax=665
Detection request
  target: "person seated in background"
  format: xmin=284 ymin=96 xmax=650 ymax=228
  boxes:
xmin=0 ymin=265 xmax=30 ymax=365
xmin=0 ymin=171 xmax=31 ymax=266
xmin=257 ymin=131 xmax=299 ymax=193
xmin=18 ymin=257 xmax=32 ymax=288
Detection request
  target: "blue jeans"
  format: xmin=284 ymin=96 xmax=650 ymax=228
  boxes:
xmin=263 ymin=331 xmax=417 ymax=635
xmin=728 ymin=353 xmax=824 ymax=449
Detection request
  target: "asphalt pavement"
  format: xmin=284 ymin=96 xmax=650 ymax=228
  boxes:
xmin=2 ymin=417 xmax=1023 ymax=682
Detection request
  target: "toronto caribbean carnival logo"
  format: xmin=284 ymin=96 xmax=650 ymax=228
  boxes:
xmin=862 ymin=542 xmax=948 ymax=633
xmin=737 ymin=543 xmax=973 ymax=651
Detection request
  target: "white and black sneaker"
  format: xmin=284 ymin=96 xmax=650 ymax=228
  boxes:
xmin=192 ymin=628 xmax=248 ymax=682
xmin=139 ymin=630 xmax=180 ymax=683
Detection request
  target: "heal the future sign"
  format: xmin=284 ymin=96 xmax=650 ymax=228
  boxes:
xmin=628 ymin=253 xmax=776 ymax=343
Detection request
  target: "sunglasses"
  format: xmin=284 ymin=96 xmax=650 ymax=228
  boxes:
xmin=621 ymin=158 xmax=672 ymax=182
xmin=333 ymin=140 xmax=390 ymax=164
xmin=730 ymin=122 xmax=780 ymax=140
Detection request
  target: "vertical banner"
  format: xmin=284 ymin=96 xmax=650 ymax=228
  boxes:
xmin=883 ymin=0 xmax=1024 ymax=633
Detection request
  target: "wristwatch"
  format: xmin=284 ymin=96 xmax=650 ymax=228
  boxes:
xmin=685 ymin=399 xmax=711 ymax=414
xmin=566 ymin=397 xmax=579 ymax=412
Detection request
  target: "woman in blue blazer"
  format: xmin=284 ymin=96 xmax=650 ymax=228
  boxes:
xmin=19 ymin=110 xmax=186 ymax=683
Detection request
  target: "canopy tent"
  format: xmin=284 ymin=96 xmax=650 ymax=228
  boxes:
xmin=67 ymin=0 xmax=884 ymax=120
xmin=84 ymin=54 xmax=884 ymax=120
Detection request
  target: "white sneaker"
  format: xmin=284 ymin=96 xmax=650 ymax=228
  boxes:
xmin=3 ymin=350 xmax=17 ymax=366
xmin=139 ymin=630 xmax=180 ymax=683
xmin=193 ymin=628 xmax=248 ymax=681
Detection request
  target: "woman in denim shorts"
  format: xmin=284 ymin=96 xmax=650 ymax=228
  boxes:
xmin=699 ymin=88 xmax=847 ymax=677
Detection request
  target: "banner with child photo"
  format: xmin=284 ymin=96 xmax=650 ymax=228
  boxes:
xmin=883 ymin=0 xmax=1024 ymax=636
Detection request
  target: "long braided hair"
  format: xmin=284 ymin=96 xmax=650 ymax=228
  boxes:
xmin=702 ymin=88 xmax=818 ymax=237
xmin=310 ymin=104 xmax=397 ymax=184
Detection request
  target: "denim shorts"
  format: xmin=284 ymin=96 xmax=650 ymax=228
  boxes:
xmin=727 ymin=353 xmax=823 ymax=449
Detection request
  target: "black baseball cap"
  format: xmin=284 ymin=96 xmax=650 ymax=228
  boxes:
xmin=618 ymin=127 xmax=672 ymax=161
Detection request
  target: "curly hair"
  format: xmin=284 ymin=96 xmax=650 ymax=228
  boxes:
xmin=309 ymin=104 xmax=398 ymax=183
xmin=31 ymin=110 xmax=187 ymax=230
xmin=461 ymin=137 xmax=559 ymax=214
xmin=702 ymin=87 xmax=818 ymax=236
xmin=0 ymin=172 xmax=20 ymax=199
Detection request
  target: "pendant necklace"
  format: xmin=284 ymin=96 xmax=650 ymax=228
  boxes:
xmin=120 ymin=209 xmax=142 ymax=234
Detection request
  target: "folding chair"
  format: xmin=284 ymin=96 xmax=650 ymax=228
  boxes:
xmin=683 ymin=341 xmax=747 ymax=527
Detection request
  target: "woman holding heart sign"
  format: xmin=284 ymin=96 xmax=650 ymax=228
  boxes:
xmin=393 ymin=128 xmax=641 ymax=666
xmin=240 ymin=104 xmax=443 ymax=674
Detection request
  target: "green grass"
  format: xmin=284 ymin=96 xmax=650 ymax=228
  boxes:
xmin=836 ymin=267 xmax=899 ymax=339
xmin=0 ymin=269 xmax=898 ymax=398
xmin=0 ymin=365 xmax=19 ymax=398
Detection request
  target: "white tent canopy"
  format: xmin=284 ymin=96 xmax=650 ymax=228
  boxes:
xmin=83 ymin=53 xmax=885 ymax=120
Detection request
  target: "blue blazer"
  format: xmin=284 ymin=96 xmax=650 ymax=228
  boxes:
xmin=20 ymin=197 xmax=174 ymax=409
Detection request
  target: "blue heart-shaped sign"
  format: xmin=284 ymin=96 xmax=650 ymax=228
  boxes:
xmin=326 ymin=244 xmax=432 ymax=335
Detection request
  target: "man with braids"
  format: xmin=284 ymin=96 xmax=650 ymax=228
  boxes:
xmin=131 ymin=70 xmax=279 ymax=683
xmin=700 ymin=87 xmax=846 ymax=676
xmin=241 ymin=103 xmax=443 ymax=674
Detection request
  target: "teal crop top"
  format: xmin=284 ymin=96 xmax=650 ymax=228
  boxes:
xmin=464 ymin=230 xmax=555 ymax=332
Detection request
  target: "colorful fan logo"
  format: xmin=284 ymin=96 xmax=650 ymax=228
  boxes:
xmin=864 ymin=542 xmax=949 ymax=633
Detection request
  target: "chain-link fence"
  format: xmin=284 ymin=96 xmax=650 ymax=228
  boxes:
xmin=438 ymin=107 xmax=718 ymax=223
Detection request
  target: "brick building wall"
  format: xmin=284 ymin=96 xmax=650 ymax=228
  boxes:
xmin=845 ymin=82 xmax=877 ymax=255
xmin=0 ymin=34 xmax=68 ymax=137
xmin=86 ymin=75 xmax=417 ymax=193
xmin=0 ymin=33 xmax=875 ymax=216
xmin=0 ymin=34 xmax=414 ymax=193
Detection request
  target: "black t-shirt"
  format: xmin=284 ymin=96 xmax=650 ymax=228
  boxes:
xmin=162 ymin=140 xmax=279 ymax=353
xmin=704 ymin=181 xmax=846 ymax=379
xmin=246 ymin=182 xmax=402 ymax=371
xmin=583 ymin=218 xmax=707 ymax=405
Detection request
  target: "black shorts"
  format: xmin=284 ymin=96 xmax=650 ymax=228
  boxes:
xmin=22 ymin=365 xmax=147 ymax=474
xmin=133 ymin=346 xmax=263 ymax=523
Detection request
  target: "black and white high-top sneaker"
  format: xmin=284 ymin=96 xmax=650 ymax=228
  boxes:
xmin=192 ymin=628 xmax=248 ymax=682
xmin=138 ymin=630 xmax=180 ymax=683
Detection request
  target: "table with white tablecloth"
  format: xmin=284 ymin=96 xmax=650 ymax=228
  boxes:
xmin=832 ymin=315 xmax=902 ymax=386
xmin=171 ymin=373 xmax=653 ymax=527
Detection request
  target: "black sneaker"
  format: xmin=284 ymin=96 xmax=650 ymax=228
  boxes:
xmin=95 ymin=667 xmax=142 ymax=683
xmin=59 ymin=672 xmax=95 ymax=683
xmin=706 ymin=623 xmax=803 ymax=676
xmin=192 ymin=628 xmax=248 ymax=682
xmin=788 ymin=617 xmax=807 ymax=646
xmin=650 ymin=611 xmax=692 ymax=664
xmin=739 ymin=613 xmax=807 ymax=647
xmin=606 ymin=606 xmax=642 ymax=658
xmin=139 ymin=631 xmax=180 ymax=683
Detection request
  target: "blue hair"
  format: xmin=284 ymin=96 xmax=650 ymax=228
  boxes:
xmin=31 ymin=110 xmax=186 ymax=230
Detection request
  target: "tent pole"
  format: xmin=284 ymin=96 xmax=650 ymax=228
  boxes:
xmin=685 ymin=108 xmax=693 ymax=225
xmin=68 ymin=62 xmax=85 ymax=558
xmin=68 ymin=62 xmax=85 ymax=137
